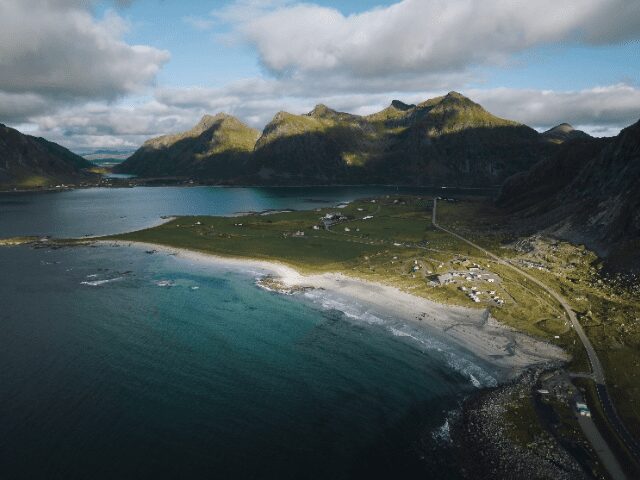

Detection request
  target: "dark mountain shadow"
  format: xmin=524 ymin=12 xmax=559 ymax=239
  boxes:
xmin=497 ymin=119 xmax=640 ymax=272
xmin=246 ymin=121 xmax=558 ymax=187
xmin=250 ymin=125 xmax=369 ymax=185
xmin=364 ymin=124 xmax=553 ymax=187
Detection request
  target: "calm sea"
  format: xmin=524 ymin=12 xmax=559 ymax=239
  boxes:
xmin=0 ymin=187 xmax=493 ymax=479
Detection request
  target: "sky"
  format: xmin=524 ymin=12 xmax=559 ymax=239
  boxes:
xmin=1 ymin=0 xmax=639 ymax=152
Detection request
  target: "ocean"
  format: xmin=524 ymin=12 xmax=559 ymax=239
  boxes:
xmin=0 ymin=186 xmax=493 ymax=479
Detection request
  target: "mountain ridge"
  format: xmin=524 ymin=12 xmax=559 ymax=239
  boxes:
xmin=117 ymin=92 xmax=560 ymax=185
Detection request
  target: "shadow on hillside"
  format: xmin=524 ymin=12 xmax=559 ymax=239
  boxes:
xmin=116 ymin=123 xmax=254 ymax=181
xmin=119 ymin=122 xmax=558 ymax=188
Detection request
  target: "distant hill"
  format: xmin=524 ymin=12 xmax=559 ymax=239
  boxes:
xmin=498 ymin=119 xmax=640 ymax=270
xmin=541 ymin=123 xmax=591 ymax=144
xmin=82 ymin=149 xmax=135 ymax=163
xmin=117 ymin=92 xmax=559 ymax=186
xmin=115 ymin=114 xmax=259 ymax=180
xmin=0 ymin=124 xmax=94 ymax=188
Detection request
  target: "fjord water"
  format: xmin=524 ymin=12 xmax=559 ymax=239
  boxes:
xmin=0 ymin=185 xmax=468 ymax=238
xmin=0 ymin=187 xmax=487 ymax=479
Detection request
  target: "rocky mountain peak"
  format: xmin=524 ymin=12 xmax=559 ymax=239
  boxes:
xmin=195 ymin=113 xmax=235 ymax=132
xmin=308 ymin=104 xmax=337 ymax=118
xmin=390 ymin=100 xmax=415 ymax=111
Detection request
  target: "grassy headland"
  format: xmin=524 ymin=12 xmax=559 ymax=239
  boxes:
xmin=108 ymin=195 xmax=640 ymax=450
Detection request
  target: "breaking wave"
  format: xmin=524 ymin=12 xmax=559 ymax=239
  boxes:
xmin=432 ymin=409 xmax=462 ymax=444
xmin=300 ymin=288 xmax=498 ymax=389
xmin=80 ymin=277 xmax=123 ymax=287
xmin=302 ymin=290 xmax=385 ymax=325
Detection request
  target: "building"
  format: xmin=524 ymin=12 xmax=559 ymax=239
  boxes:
xmin=576 ymin=402 xmax=591 ymax=417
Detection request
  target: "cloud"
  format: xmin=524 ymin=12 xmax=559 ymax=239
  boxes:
xmin=30 ymin=99 xmax=195 ymax=150
xmin=228 ymin=0 xmax=640 ymax=79
xmin=0 ymin=0 xmax=169 ymax=123
xmin=470 ymin=84 xmax=640 ymax=131
xmin=5 ymin=0 xmax=639 ymax=150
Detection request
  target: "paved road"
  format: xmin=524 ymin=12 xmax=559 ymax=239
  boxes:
xmin=577 ymin=413 xmax=627 ymax=480
xmin=432 ymin=198 xmax=640 ymax=472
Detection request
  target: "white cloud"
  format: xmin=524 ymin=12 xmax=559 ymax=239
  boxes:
xmin=228 ymin=0 xmax=640 ymax=79
xmin=470 ymin=84 xmax=640 ymax=131
xmin=4 ymin=0 xmax=639 ymax=150
xmin=0 ymin=0 xmax=169 ymax=122
xmin=31 ymin=99 xmax=194 ymax=150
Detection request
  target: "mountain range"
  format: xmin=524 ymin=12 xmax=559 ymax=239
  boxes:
xmin=116 ymin=92 xmax=568 ymax=186
xmin=2 ymin=92 xmax=637 ymax=269
xmin=0 ymin=123 xmax=94 ymax=188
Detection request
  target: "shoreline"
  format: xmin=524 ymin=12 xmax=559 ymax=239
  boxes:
xmin=453 ymin=368 xmax=590 ymax=479
xmin=95 ymin=239 xmax=568 ymax=382
xmin=0 ymin=183 xmax=501 ymax=195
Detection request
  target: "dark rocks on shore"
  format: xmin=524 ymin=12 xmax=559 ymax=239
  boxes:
xmin=255 ymin=275 xmax=313 ymax=295
xmin=452 ymin=369 xmax=590 ymax=480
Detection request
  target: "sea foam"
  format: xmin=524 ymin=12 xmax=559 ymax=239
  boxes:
xmin=300 ymin=287 xmax=498 ymax=388
xmin=80 ymin=277 xmax=123 ymax=287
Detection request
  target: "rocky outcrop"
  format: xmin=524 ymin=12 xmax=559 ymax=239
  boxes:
xmin=455 ymin=370 xmax=587 ymax=480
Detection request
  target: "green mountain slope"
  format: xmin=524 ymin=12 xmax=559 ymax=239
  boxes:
xmin=118 ymin=92 xmax=558 ymax=186
xmin=366 ymin=92 xmax=548 ymax=185
xmin=0 ymin=124 xmax=94 ymax=188
xmin=251 ymin=106 xmax=376 ymax=183
xmin=116 ymin=114 xmax=259 ymax=179
xmin=251 ymin=92 xmax=552 ymax=185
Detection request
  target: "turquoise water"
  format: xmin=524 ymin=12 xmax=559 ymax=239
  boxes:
xmin=0 ymin=187 xmax=491 ymax=478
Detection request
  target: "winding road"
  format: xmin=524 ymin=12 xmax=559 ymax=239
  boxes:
xmin=432 ymin=198 xmax=640 ymax=476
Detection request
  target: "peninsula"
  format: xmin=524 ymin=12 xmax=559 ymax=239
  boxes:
xmin=100 ymin=193 xmax=640 ymax=477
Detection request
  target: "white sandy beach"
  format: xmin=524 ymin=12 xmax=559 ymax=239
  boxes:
xmin=96 ymin=240 xmax=568 ymax=380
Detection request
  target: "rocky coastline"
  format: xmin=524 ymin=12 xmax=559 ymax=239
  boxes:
xmin=452 ymin=369 xmax=595 ymax=480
